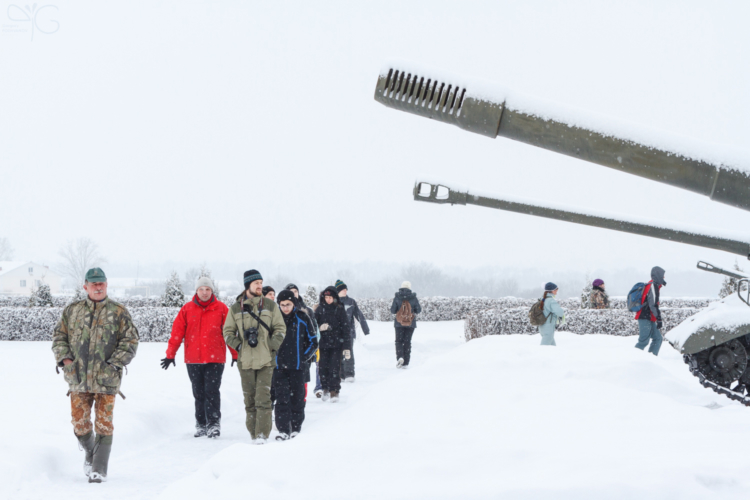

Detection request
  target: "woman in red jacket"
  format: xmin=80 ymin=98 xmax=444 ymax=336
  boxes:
xmin=160 ymin=277 xmax=236 ymax=438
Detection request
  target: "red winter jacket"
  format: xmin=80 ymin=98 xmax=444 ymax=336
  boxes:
xmin=166 ymin=295 xmax=237 ymax=364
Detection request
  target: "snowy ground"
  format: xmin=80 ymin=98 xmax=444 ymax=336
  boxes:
xmin=3 ymin=322 xmax=750 ymax=499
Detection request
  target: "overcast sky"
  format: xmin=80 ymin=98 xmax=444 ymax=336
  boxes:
xmin=1 ymin=1 xmax=749 ymax=288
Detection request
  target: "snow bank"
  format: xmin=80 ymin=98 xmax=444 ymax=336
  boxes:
xmin=157 ymin=332 xmax=750 ymax=500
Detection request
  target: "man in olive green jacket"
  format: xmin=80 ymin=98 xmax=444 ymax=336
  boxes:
xmin=223 ymin=269 xmax=285 ymax=443
xmin=51 ymin=267 xmax=139 ymax=483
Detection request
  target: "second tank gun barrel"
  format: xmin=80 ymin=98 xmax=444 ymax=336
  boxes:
xmin=414 ymin=181 xmax=750 ymax=259
xmin=376 ymin=62 xmax=750 ymax=212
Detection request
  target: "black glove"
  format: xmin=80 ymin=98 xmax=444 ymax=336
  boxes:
xmin=231 ymin=358 xmax=237 ymax=367
xmin=160 ymin=357 xmax=175 ymax=370
xmin=657 ymin=321 xmax=663 ymax=330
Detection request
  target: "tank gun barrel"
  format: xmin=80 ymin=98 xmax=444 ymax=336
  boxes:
xmin=414 ymin=181 xmax=750 ymax=258
xmin=375 ymin=63 xmax=750 ymax=212
xmin=696 ymin=261 xmax=749 ymax=280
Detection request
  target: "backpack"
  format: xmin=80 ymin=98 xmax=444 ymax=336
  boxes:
xmin=395 ymin=300 xmax=414 ymax=326
xmin=528 ymin=299 xmax=549 ymax=326
xmin=627 ymin=283 xmax=647 ymax=312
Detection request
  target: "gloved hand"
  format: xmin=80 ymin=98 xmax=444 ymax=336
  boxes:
xmin=320 ymin=323 xmax=330 ymax=331
xmin=161 ymin=357 xmax=175 ymax=370
xmin=657 ymin=320 xmax=663 ymax=330
xmin=231 ymin=359 xmax=237 ymax=367
xmin=343 ymin=350 xmax=351 ymax=360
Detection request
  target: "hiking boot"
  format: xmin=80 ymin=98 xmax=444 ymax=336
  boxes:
xmin=290 ymin=431 xmax=300 ymax=439
xmin=76 ymin=431 xmax=95 ymax=477
xmin=315 ymin=389 xmax=323 ymax=398
xmin=88 ymin=435 xmax=112 ymax=483
xmin=275 ymin=433 xmax=289 ymax=441
xmin=207 ymin=424 xmax=220 ymax=439
xmin=322 ymin=391 xmax=330 ymax=402
xmin=396 ymin=358 xmax=404 ymax=369
xmin=330 ymin=391 xmax=339 ymax=403
xmin=194 ymin=425 xmax=207 ymax=438
xmin=345 ymin=377 xmax=355 ymax=383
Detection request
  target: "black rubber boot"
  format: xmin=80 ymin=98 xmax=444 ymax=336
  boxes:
xmin=88 ymin=435 xmax=113 ymax=483
xmin=76 ymin=431 xmax=96 ymax=477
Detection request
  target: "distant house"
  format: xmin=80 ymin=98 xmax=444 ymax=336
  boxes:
xmin=0 ymin=261 xmax=62 ymax=296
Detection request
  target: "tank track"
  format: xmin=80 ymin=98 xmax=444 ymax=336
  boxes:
xmin=684 ymin=354 xmax=750 ymax=407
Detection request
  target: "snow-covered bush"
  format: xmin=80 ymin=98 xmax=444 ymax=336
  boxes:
xmin=28 ymin=283 xmax=54 ymax=307
xmin=464 ymin=306 xmax=704 ymax=341
xmin=162 ymin=271 xmax=186 ymax=307
xmin=304 ymin=286 xmax=317 ymax=308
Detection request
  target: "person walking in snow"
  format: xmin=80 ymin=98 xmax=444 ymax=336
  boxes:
xmin=284 ymin=283 xmax=319 ymax=394
xmin=539 ymin=282 xmax=565 ymax=346
xmin=51 ymin=268 xmax=139 ymax=483
xmin=222 ymin=270 xmax=286 ymax=444
xmin=262 ymin=286 xmax=276 ymax=302
xmin=161 ymin=277 xmax=234 ymax=438
xmin=335 ymin=279 xmax=370 ymax=383
xmin=635 ymin=266 xmax=667 ymax=356
xmin=390 ymin=281 xmax=422 ymax=368
xmin=273 ymin=290 xmax=318 ymax=440
xmin=589 ymin=279 xmax=610 ymax=309
xmin=314 ymin=286 xmax=351 ymax=402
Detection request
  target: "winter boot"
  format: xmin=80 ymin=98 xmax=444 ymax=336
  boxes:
xmin=275 ymin=433 xmax=289 ymax=441
xmin=322 ymin=391 xmax=330 ymax=402
xmin=396 ymin=358 xmax=404 ymax=369
xmin=346 ymin=377 xmax=355 ymax=383
xmin=290 ymin=431 xmax=300 ymax=439
xmin=207 ymin=424 xmax=220 ymax=439
xmin=88 ymin=435 xmax=113 ymax=483
xmin=330 ymin=391 xmax=339 ymax=403
xmin=315 ymin=389 xmax=323 ymax=398
xmin=194 ymin=424 xmax=207 ymax=438
xmin=76 ymin=431 xmax=96 ymax=477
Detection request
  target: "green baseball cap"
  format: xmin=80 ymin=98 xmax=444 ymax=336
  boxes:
xmin=85 ymin=268 xmax=107 ymax=283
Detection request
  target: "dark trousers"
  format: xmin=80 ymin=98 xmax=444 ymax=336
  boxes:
xmin=319 ymin=348 xmax=342 ymax=392
xmin=395 ymin=327 xmax=415 ymax=366
xmin=341 ymin=342 xmax=355 ymax=379
xmin=274 ymin=369 xmax=306 ymax=435
xmin=186 ymin=363 xmax=224 ymax=428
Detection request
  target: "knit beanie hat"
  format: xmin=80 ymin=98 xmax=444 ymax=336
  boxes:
xmin=401 ymin=281 xmax=412 ymax=290
xmin=285 ymin=283 xmax=299 ymax=292
xmin=262 ymin=286 xmax=275 ymax=296
xmin=592 ymin=279 xmax=604 ymax=288
xmin=277 ymin=289 xmax=296 ymax=304
xmin=196 ymin=276 xmax=214 ymax=291
xmin=335 ymin=279 xmax=347 ymax=292
xmin=544 ymin=282 xmax=558 ymax=292
xmin=243 ymin=269 xmax=262 ymax=289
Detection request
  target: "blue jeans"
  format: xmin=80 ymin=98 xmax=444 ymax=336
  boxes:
xmin=635 ymin=319 xmax=662 ymax=355
xmin=314 ymin=360 xmax=322 ymax=392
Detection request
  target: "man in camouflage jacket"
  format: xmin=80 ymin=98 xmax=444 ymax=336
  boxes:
xmin=52 ymin=268 xmax=139 ymax=483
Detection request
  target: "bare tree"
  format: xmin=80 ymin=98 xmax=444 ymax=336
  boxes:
xmin=57 ymin=238 xmax=107 ymax=288
xmin=0 ymin=237 xmax=13 ymax=260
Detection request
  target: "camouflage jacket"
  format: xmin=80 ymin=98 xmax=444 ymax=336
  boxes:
xmin=589 ymin=288 xmax=610 ymax=310
xmin=52 ymin=297 xmax=139 ymax=395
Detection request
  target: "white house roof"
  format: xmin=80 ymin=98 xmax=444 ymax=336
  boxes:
xmin=0 ymin=261 xmax=28 ymax=276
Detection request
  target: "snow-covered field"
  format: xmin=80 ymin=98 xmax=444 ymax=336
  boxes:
xmin=3 ymin=322 xmax=749 ymax=499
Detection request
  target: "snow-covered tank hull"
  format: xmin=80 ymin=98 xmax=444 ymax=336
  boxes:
xmin=374 ymin=62 xmax=750 ymax=404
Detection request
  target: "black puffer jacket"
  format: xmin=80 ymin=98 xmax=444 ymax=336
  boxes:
xmin=314 ymin=286 xmax=352 ymax=351
xmin=390 ymin=288 xmax=422 ymax=328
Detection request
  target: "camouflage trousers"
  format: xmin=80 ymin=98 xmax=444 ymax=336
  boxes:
xmin=71 ymin=392 xmax=116 ymax=436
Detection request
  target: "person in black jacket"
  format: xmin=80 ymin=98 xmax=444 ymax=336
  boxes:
xmin=284 ymin=283 xmax=318 ymax=391
xmin=274 ymin=290 xmax=318 ymax=440
xmin=390 ymin=281 xmax=422 ymax=369
xmin=314 ymin=286 xmax=351 ymax=402
xmin=335 ymin=279 xmax=370 ymax=383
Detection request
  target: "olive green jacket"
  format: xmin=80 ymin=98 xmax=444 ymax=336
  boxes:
xmin=223 ymin=294 xmax=286 ymax=370
xmin=51 ymin=297 xmax=139 ymax=395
